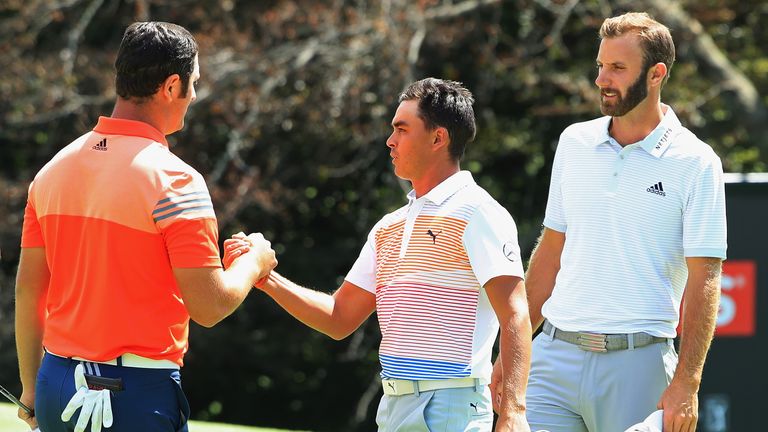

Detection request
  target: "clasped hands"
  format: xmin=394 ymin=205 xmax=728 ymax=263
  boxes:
xmin=223 ymin=232 xmax=275 ymax=286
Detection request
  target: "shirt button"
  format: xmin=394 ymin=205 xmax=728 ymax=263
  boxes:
xmin=620 ymin=155 xmax=625 ymax=159
xmin=613 ymin=172 xmax=618 ymax=176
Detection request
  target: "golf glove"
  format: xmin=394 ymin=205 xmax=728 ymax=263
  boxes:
xmin=61 ymin=364 xmax=114 ymax=432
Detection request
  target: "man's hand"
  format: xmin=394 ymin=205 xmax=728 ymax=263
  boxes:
xmin=17 ymin=391 xmax=36 ymax=429
xmin=489 ymin=357 xmax=502 ymax=413
xmin=223 ymin=234 xmax=251 ymax=268
xmin=223 ymin=232 xmax=277 ymax=284
xmin=495 ymin=411 xmax=530 ymax=432
xmin=242 ymin=233 xmax=277 ymax=281
xmin=657 ymin=379 xmax=698 ymax=432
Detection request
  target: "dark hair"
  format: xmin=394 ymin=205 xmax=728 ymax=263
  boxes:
xmin=115 ymin=22 xmax=198 ymax=100
xmin=398 ymin=78 xmax=477 ymax=161
xmin=600 ymin=12 xmax=675 ymax=87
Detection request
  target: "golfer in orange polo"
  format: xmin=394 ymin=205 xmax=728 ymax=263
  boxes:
xmin=15 ymin=21 xmax=276 ymax=432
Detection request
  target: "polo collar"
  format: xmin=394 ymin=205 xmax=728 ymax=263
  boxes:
xmin=596 ymin=104 xmax=682 ymax=158
xmin=407 ymin=171 xmax=475 ymax=205
xmin=93 ymin=116 xmax=168 ymax=147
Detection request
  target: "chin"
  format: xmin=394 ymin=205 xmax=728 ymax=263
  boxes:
xmin=392 ymin=167 xmax=409 ymax=181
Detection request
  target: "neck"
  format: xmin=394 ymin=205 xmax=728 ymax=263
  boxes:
xmin=609 ymin=96 xmax=665 ymax=146
xmin=411 ymin=162 xmax=460 ymax=198
xmin=111 ymin=98 xmax=167 ymax=135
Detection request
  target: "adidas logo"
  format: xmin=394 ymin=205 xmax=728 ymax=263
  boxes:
xmin=646 ymin=182 xmax=666 ymax=196
xmin=92 ymin=138 xmax=107 ymax=151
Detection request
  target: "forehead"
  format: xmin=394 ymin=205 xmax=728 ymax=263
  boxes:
xmin=597 ymin=34 xmax=644 ymax=65
xmin=192 ymin=54 xmax=200 ymax=77
xmin=392 ymin=100 xmax=422 ymax=124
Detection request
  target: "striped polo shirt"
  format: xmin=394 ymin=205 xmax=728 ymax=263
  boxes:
xmin=542 ymin=105 xmax=727 ymax=337
xmin=21 ymin=117 xmax=221 ymax=366
xmin=346 ymin=171 xmax=525 ymax=381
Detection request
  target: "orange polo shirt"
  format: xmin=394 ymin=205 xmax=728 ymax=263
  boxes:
xmin=21 ymin=117 xmax=221 ymax=366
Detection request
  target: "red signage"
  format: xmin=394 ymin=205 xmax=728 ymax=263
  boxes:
xmin=715 ymin=260 xmax=756 ymax=337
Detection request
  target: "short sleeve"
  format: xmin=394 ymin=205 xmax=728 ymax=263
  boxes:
xmin=21 ymin=182 xmax=44 ymax=248
xmin=345 ymin=228 xmax=377 ymax=294
xmin=543 ymin=135 xmax=567 ymax=233
xmin=163 ymin=219 xmax=221 ymax=268
xmin=463 ymin=201 xmax=525 ymax=287
xmin=683 ymin=154 xmax=727 ymax=259
xmin=152 ymin=171 xmax=217 ymax=230
xmin=154 ymin=169 xmax=221 ymax=268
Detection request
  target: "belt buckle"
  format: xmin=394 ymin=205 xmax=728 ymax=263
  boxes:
xmin=383 ymin=379 xmax=411 ymax=396
xmin=576 ymin=332 xmax=608 ymax=352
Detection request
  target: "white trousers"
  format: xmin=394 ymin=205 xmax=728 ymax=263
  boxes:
xmin=526 ymin=331 xmax=678 ymax=432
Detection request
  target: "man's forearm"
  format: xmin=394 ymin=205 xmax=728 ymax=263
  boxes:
xmin=16 ymin=306 xmax=44 ymax=392
xmin=674 ymin=259 xmax=722 ymax=388
xmin=525 ymin=228 xmax=564 ymax=331
xmin=15 ymin=283 xmax=46 ymax=393
xmin=261 ymin=272 xmax=338 ymax=336
xmin=15 ymin=248 xmax=49 ymax=394
xmin=497 ymin=305 xmax=532 ymax=420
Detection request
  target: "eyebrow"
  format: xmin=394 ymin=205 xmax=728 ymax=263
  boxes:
xmin=392 ymin=120 xmax=408 ymax=128
xmin=596 ymin=60 xmax=627 ymax=67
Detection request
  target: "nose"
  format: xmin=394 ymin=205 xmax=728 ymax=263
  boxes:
xmin=595 ymin=68 xmax=608 ymax=89
xmin=386 ymin=132 xmax=396 ymax=149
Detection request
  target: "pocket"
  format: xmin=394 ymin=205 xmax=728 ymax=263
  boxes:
xmin=170 ymin=372 xmax=191 ymax=432
xmin=660 ymin=342 xmax=678 ymax=385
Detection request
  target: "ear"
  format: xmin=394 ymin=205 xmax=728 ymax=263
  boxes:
xmin=647 ymin=62 xmax=667 ymax=88
xmin=432 ymin=127 xmax=450 ymax=152
xmin=158 ymin=74 xmax=182 ymax=102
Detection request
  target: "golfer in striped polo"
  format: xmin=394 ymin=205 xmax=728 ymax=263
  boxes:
xmin=225 ymin=78 xmax=532 ymax=431
xmin=523 ymin=12 xmax=727 ymax=432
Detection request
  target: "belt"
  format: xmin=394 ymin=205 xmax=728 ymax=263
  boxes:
xmin=47 ymin=350 xmax=180 ymax=370
xmin=381 ymin=378 xmax=483 ymax=396
xmin=542 ymin=320 xmax=669 ymax=353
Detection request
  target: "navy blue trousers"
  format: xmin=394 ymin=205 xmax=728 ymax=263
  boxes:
xmin=35 ymin=353 xmax=190 ymax=432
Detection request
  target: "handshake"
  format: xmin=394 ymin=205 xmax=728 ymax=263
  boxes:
xmin=222 ymin=232 xmax=277 ymax=287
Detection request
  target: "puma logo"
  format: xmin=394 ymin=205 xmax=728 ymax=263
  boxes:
xmin=387 ymin=382 xmax=395 ymax=390
xmin=426 ymin=229 xmax=442 ymax=244
xmin=470 ymin=403 xmax=478 ymax=412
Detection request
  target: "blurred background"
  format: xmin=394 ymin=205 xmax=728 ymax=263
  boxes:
xmin=0 ymin=0 xmax=765 ymax=431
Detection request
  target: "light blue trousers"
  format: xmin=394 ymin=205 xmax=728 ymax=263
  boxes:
xmin=526 ymin=331 xmax=678 ymax=432
xmin=376 ymin=385 xmax=493 ymax=431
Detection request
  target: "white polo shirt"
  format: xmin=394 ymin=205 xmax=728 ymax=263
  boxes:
xmin=346 ymin=171 xmax=525 ymax=381
xmin=542 ymin=105 xmax=727 ymax=337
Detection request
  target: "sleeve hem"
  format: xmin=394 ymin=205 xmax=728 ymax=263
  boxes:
xmin=684 ymin=248 xmax=726 ymax=259
xmin=543 ymin=219 xmax=566 ymax=233
xmin=477 ymin=264 xmax=525 ymax=288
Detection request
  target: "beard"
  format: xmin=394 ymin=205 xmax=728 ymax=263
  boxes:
xmin=599 ymin=70 xmax=648 ymax=117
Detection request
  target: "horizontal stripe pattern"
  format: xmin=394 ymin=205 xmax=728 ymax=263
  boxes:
xmin=375 ymin=197 xmax=480 ymax=379
xmin=379 ymin=354 xmax=471 ymax=380
xmin=543 ymin=109 xmax=727 ymax=337
xmin=153 ymin=191 xmax=215 ymax=223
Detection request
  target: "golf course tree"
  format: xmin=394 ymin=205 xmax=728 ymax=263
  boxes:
xmin=0 ymin=0 xmax=765 ymax=430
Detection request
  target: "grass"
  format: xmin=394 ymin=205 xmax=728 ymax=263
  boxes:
xmin=0 ymin=402 xmax=302 ymax=432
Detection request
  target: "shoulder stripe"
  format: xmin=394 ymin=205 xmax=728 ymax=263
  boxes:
xmin=152 ymin=198 xmax=212 ymax=215
xmin=153 ymin=204 xmax=215 ymax=222
xmin=156 ymin=191 xmax=210 ymax=206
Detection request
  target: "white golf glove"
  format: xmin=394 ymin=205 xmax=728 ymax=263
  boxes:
xmin=61 ymin=364 xmax=114 ymax=432
xmin=624 ymin=409 xmax=663 ymax=432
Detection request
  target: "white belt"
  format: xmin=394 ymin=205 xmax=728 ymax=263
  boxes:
xmin=48 ymin=350 xmax=179 ymax=370
xmin=382 ymin=378 xmax=483 ymax=396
